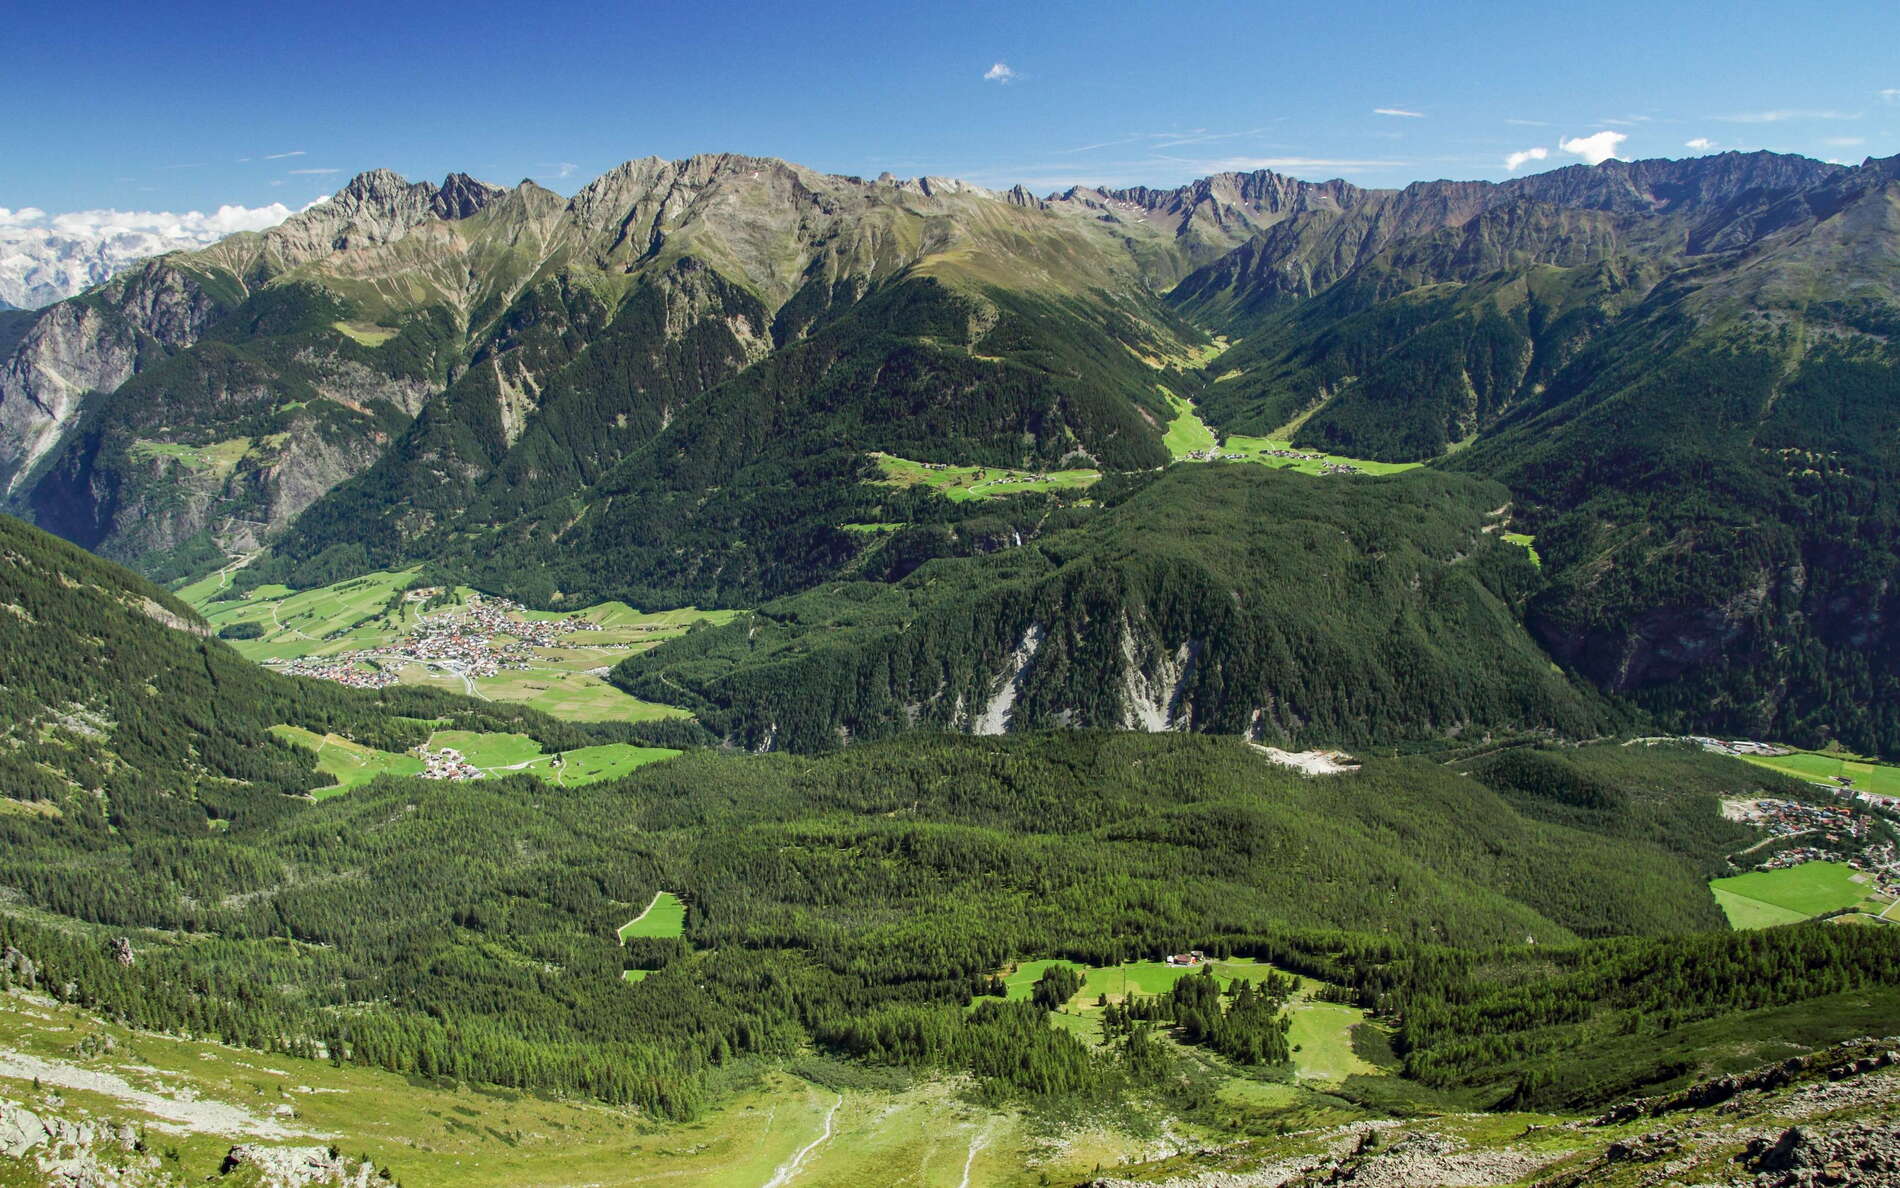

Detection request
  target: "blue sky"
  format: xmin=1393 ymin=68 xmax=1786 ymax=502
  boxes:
xmin=4 ymin=0 xmax=1898 ymax=218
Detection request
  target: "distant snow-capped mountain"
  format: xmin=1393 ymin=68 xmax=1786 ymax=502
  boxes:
xmin=0 ymin=202 xmax=306 ymax=308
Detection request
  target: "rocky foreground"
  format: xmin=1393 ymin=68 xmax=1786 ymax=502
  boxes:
xmin=1088 ymin=1039 xmax=1900 ymax=1188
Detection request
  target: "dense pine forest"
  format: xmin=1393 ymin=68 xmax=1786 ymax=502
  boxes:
xmin=4 ymin=521 xmax=1894 ymax=1124
xmin=613 ymin=465 xmax=1613 ymax=750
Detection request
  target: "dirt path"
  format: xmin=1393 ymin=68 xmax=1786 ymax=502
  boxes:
xmin=958 ymin=1120 xmax=995 ymax=1188
xmin=762 ymin=1094 xmax=841 ymax=1188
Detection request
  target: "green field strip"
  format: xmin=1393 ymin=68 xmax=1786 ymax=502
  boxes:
xmin=617 ymin=891 xmax=688 ymax=942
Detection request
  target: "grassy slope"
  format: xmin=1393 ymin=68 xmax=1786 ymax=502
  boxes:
xmin=0 ymin=992 xmax=1137 ymax=1188
xmin=268 ymin=725 xmax=425 ymax=796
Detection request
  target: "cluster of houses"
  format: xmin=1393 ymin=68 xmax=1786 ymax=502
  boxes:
xmin=1185 ymin=448 xmax=1253 ymax=463
xmin=1730 ymin=796 xmax=1873 ymax=845
xmin=413 ymin=594 xmax=602 ymax=652
xmin=1164 ymin=950 xmax=1207 ymax=967
xmin=1180 ymin=445 xmax=1365 ymax=474
xmin=277 ymin=656 xmax=399 ymax=690
xmin=1696 ymin=737 xmax=1794 ymax=758
xmin=275 ymin=596 xmax=604 ymax=689
xmin=418 ymin=746 xmax=482 ymax=781
xmin=974 ymin=473 xmax=1053 ymax=488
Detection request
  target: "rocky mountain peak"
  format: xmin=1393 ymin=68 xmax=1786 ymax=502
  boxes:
xmin=432 ymin=172 xmax=505 ymax=220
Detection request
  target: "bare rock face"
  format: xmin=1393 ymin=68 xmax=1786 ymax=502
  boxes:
xmin=1 ymin=1099 xmax=163 ymax=1186
xmin=219 ymin=1144 xmax=382 ymax=1187
xmin=0 ymin=265 xmax=218 ymax=495
xmin=1746 ymin=1122 xmax=1900 ymax=1186
xmin=257 ymin=169 xmax=502 ymax=266
xmin=0 ymin=1099 xmax=52 ymax=1157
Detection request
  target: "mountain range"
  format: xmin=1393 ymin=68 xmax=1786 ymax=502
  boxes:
xmin=2 ymin=147 xmax=1897 ymax=755
xmin=2 ymin=145 xmax=1900 ymax=1186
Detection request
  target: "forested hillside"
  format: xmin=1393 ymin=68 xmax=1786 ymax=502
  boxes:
xmin=613 ymin=465 xmax=1611 ymax=750
xmin=1171 ymin=152 xmax=1900 ymax=755
xmin=0 ymin=512 xmax=659 ymax=832
xmin=2 ymin=506 xmax=1895 ymax=1157
xmin=1 ymin=713 xmax=1859 ymax=1120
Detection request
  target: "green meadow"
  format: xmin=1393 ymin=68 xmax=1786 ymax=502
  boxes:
xmin=272 ymin=725 xmax=678 ymax=794
xmin=1502 ymin=532 xmax=1541 ymax=567
xmin=618 ymin=891 xmax=688 ymax=942
xmin=1735 ymin=747 xmax=1900 ymax=797
xmin=126 ymin=436 xmax=254 ymax=479
xmin=618 ymin=891 xmax=688 ymax=983
xmin=870 ymin=452 xmax=1102 ymax=502
xmin=1162 ymin=392 xmax=1218 ymax=457
xmin=268 ymin=725 xmax=424 ymax=796
xmin=972 ymin=957 xmax=1388 ymax=1088
xmin=180 ymin=569 xmax=732 ymax=724
xmin=1710 ymin=862 xmax=1870 ymax=929
xmin=1160 ymin=394 xmax=1423 ymax=475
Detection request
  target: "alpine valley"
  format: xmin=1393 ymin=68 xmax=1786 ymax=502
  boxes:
xmin=3 ymin=148 xmax=1900 ymax=1188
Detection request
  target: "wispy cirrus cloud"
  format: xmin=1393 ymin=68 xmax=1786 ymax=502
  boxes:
xmin=287 ymin=167 xmax=340 ymax=175
xmin=263 ymin=150 xmax=305 ymax=160
xmin=1558 ymin=130 xmax=1627 ymax=165
xmin=1373 ymin=107 xmax=1424 ymax=119
xmin=1881 ymin=89 xmax=1900 ymax=103
xmin=1056 ymin=128 xmax=1277 ymax=155
xmin=1503 ymin=146 xmax=1549 ymax=171
xmin=1716 ymin=108 xmax=1860 ymax=123
xmin=1505 ymin=118 xmax=1552 ymax=127
xmin=982 ymin=62 xmax=1018 ymax=84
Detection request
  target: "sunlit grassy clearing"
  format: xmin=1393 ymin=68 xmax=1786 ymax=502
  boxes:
xmin=1710 ymin=862 xmax=1868 ymax=929
xmin=1501 ymin=532 xmax=1541 ymax=567
xmin=268 ymin=724 xmax=423 ymax=796
xmin=271 ymin=725 xmax=678 ymax=793
xmin=1737 ymin=748 xmax=1900 ymax=797
xmin=870 ymin=452 xmax=1101 ymax=502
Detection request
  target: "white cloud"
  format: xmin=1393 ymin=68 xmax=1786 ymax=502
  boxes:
xmin=1504 ymin=146 xmax=1549 ymax=171
xmin=983 ymin=62 xmax=1018 ymax=84
xmin=288 ymin=167 xmax=340 ymax=175
xmin=0 ymin=201 xmax=307 ymax=306
xmin=1684 ymin=137 xmax=1716 ymax=151
xmin=1373 ymin=107 xmax=1424 ymax=118
xmin=1506 ymin=118 xmax=1552 ymax=127
xmin=1822 ymin=136 xmax=1865 ymax=148
xmin=263 ymin=150 xmax=305 ymax=160
xmin=39 ymin=203 xmax=302 ymax=241
xmin=1558 ymin=130 xmax=1628 ymax=165
xmin=1882 ymin=89 xmax=1900 ymax=103
xmin=1716 ymin=109 xmax=1860 ymax=123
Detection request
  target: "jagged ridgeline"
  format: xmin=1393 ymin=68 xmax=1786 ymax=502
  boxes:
xmin=614 ymin=465 xmax=1613 ymax=750
xmin=0 ymin=512 xmax=650 ymax=833
xmin=4 ymin=150 xmax=1900 ymax=752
